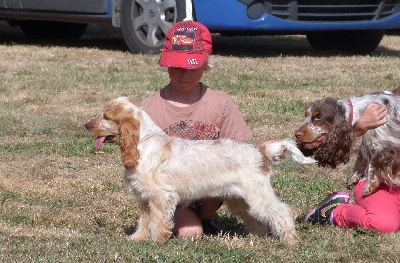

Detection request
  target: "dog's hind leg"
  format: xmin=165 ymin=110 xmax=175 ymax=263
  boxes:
xmin=148 ymin=187 xmax=179 ymax=241
xmin=129 ymin=200 xmax=151 ymax=241
xmin=224 ymin=198 xmax=269 ymax=236
xmin=243 ymin=180 xmax=299 ymax=245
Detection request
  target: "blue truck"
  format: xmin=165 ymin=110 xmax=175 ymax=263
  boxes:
xmin=1 ymin=0 xmax=400 ymax=54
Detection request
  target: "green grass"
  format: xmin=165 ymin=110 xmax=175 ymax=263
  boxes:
xmin=0 ymin=139 xmax=115 ymax=157
xmin=0 ymin=24 xmax=399 ymax=262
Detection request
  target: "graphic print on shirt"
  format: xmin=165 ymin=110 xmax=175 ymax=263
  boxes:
xmin=164 ymin=120 xmax=220 ymax=140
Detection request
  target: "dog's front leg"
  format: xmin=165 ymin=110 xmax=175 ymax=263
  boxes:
xmin=129 ymin=201 xmax=151 ymax=241
xmin=148 ymin=187 xmax=179 ymax=241
xmin=347 ymin=155 xmax=368 ymax=188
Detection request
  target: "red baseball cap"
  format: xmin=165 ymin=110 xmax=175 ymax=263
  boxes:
xmin=160 ymin=20 xmax=212 ymax=69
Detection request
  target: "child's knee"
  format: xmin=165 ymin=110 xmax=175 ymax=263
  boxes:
xmin=174 ymin=225 xmax=203 ymax=237
xmin=172 ymin=206 xmax=203 ymax=237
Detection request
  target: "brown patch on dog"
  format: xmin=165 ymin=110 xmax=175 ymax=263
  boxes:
xmin=160 ymin=139 xmax=173 ymax=162
xmin=258 ymin=145 xmax=271 ymax=173
xmin=212 ymin=140 xmax=223 ymax=145
xmin=128 ymin=97 xmax=141 ymax=107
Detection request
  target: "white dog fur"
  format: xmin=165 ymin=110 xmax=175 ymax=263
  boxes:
xmin=85 ymin=97 xmax=312 ymax=244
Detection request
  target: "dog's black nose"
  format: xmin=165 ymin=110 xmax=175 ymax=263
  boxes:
xmin=295 ymin=130 xmax=303 ymax=139
xmin=85 ymin=123 xmax=90 ymax=130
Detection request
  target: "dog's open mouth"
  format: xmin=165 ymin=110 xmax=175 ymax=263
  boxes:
xmin=300 ymin=134 xmax=327 ymax=149
xmin=95 ymin=135 xmax=116 ymax=149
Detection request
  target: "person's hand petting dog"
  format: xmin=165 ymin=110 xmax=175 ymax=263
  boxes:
xmin=353 ymin=103 xmax=388 ymax=137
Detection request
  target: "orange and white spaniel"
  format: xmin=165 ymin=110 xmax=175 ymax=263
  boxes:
xmin=85 ymin=96 xmax=313 ymax=244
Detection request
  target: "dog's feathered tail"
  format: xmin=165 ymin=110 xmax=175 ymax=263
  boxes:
xmin=266 ymin=139 xmax=316 ymax=164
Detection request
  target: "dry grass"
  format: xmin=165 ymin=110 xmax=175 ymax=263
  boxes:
xmin=0 ymin=22 xmax=399 ymax=262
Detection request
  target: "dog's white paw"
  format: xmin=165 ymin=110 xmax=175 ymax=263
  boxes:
xmin=281 ymin=230 xmax=300 ymax=245
xmin=128 ymin=230 xmax=149 ymax=241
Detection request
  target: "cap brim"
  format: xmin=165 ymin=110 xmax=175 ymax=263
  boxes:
xmin=159 ymin=50 xmax=207 ymax=69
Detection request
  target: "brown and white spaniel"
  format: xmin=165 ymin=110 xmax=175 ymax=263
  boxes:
xmin=295 ymin=91 xmax=400 ymax=195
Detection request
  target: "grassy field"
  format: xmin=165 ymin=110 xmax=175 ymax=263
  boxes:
xmin=0 ymin=23 xmax=399 ymax=262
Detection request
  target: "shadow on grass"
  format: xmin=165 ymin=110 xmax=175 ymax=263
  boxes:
xmin=215 ymin=212 xmax=248 ymax=237
xmin=122 ymin=212 xmax=248 ymax=238
xmin=0 ymin=22 xmax=130 ymax=53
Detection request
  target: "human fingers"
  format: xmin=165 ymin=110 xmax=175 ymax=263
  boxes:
xmin=366 ymin=103 xmax=387 ymax=119
xmin=375 ymin=104 xmax=387 ymax=114
xmin=374 ymin=104 xmax=388 ymax=123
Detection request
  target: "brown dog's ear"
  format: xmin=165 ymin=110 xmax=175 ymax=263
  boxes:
xmin=119 ymin=114 xmax=140 ymax=168
xmin=314 ymin=115 xmax=353 ymax=168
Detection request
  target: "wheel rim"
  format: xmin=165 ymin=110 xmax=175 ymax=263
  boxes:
xmin=132 ymin=0 xmax=177 ymax=48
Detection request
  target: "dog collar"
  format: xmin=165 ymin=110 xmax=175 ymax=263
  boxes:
xmin=348 ymin=99 xmax=353 ymax=125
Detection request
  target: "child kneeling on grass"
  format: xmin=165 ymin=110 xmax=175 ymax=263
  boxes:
xmin=141 ymin=20 xmax=283 ymax=237
xmin=306 ymin=103 xmax=400 ymax=233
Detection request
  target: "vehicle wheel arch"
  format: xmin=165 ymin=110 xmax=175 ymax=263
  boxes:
xmin=112 ymin=0 xmax=122 ymax=27
xmin=119 ymin=0 xmax=194 ymax=54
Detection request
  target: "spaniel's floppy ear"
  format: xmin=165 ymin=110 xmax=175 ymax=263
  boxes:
xmin=314 ymin=113 xmax=354 ymax=168
xmin=119 ymin=113 xmax=140 ymax=168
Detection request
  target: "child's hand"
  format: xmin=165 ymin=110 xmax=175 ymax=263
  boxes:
xmin=354 ymin=103 xmax=388 ymax=137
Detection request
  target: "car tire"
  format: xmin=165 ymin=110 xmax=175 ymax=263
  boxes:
xmin=120 ymin=0 xmax=188 ymax=54
xmin=19 ymin=21 xmax=87 ymax=39
xmin=306 ymin=30 xmax=385 ymax=54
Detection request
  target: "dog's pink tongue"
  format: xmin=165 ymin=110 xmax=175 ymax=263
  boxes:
xmin=95 ymin=136 xmax=106 ymax=149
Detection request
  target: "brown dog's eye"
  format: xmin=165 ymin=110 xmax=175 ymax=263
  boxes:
xmin=103 ymin=113 xmax=110 ymax=120
xmin=311 ymin=110 xmax=322 ymax=122
xmin=313 ymin=114 xmax=321 ymax=122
